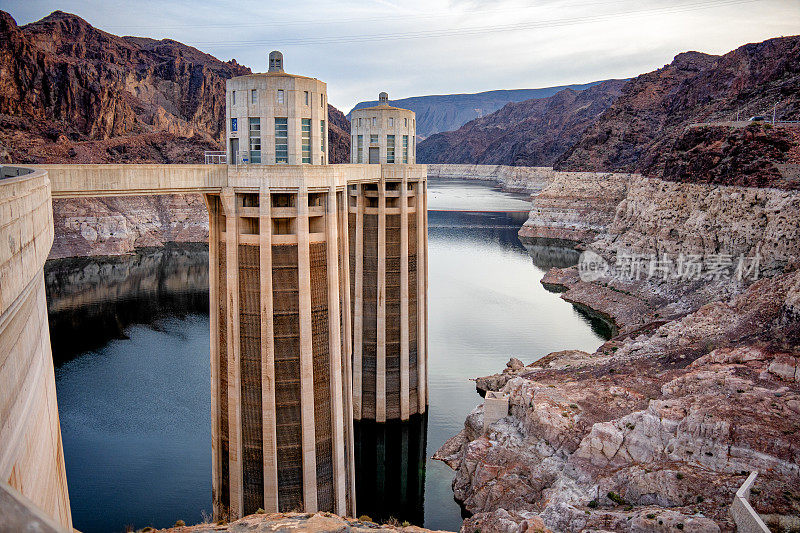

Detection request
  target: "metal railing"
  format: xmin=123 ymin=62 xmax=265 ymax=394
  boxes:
xmin=204 ymin=151 xmax=227 ymax=164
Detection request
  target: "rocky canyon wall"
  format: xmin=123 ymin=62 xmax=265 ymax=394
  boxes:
xmin=426 ymin=164 xmax=555 ymax=194
xmin=49 ymin=194 xmax=208 ymax=259
xmin=517 ymin=171 xmax=633 ymax=247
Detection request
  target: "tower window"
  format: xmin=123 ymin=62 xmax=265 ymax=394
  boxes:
xmin=357 ymin=135 xmax=363 ymax=163
xmin=248 ymin=117 xmax=261 ymax=163
xmin=389 ymin=117 xmax=394 ymax=127
xmin=232 ymin=91 xmax=236 ymax=105
xmin=231 ymin=118 xmax=238 ymax=132
xmin=277 ymin=89 xmax=285 ymax=104
xmin=275 ymin=118 xmax=288 ymax=163
xmin=372 ymin=117 xmax=376 ymax=127
xmin=321 ymin=120 xmax=325 ymax=152
xmin=251 ymin=89 xmax=257 ymax=104
xmin=304 ymin=91 xmax=309 ymax=105
xmin=370 ymin=134 xmax=377 ymax=144
xmin=404 ymin=117 xmax=408 ymax=127
xmin=301 ymin=118 xmax=311 ymax=164
xmin=403 ymin=135 xmax=408 ymax=164
xmin=387 ymin=135 xmax=395 ymax=163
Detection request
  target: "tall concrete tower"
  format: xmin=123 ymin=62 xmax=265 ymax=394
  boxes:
xmin=350 ymin=92 xmax=416 ymax=165
xmin=226 ymin=51 xmax=328 ymax=165
xmin=348 ymin=98 xmax=428 ymax=421
xmin=209 ymin=52 xmax=355 ymax=521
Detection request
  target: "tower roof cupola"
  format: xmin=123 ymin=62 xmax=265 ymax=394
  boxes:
xmin=268 ymin=50 xmax=284 ymax=72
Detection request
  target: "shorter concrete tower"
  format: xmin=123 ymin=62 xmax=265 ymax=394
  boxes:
xmin=350 ymin=93 xmax=416 ymax=164
xmin=226 ymin=51 xmax=328 ymax=165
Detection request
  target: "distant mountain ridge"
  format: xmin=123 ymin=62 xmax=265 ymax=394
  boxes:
xmin=347 ymin=82 xmax=605 ymax=139
xmin=556 ymin=36 xmax=800 ymax=175
xmin=417 ymin=79 xmax=626 ymax=166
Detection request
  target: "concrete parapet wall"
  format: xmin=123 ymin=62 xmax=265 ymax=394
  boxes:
xmin=730 ymin=471 xmax=770 ymax=532
xmin=0 ymin=166 xmax=53 ymax=317
xmin=29 ymin=163 xmax=229 ymax=197
xmin=0 ymin=166 xmax=71 ymax=529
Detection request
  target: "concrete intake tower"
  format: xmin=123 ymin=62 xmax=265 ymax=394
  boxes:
xmin=209 ymin=53 xmax=429 ymax=520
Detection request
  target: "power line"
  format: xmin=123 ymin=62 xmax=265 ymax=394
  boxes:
xmin=180 ymin=0 xmax=758 ymax=47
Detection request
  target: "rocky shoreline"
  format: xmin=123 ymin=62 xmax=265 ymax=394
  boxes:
xmin=434 ymin=168 xmax=800 ymax=532
xmin=153 ymin=512 xmax=451 ymax=533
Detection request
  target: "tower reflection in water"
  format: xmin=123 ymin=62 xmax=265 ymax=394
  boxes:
xmin=354 ymin=414 xmax=428 ymax=525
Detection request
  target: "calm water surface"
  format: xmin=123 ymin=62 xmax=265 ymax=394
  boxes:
xmin=48 ymin=179 xmax=605 ymax=533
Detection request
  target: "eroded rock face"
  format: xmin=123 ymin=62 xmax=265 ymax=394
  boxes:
xmin=517 ymin=171 xmax=632 ymax=247
xmin=426 ymin=165 xmax=556 ymax=194
xmin=49 ymin=194 xmax=209 ymax=259
xmin=437 ymin=271 xmax=800 ymax=533
xmin=155 ymin=512 xmax=452 ymax=533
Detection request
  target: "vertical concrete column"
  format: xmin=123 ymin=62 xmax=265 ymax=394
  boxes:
xmin=258 ymin=185 xmax=279 ymax=513
xmin=204 ymin=195 xmax=222 ymax=518
xmin=339 ymin=190 xmax=357 ymax=517
xmin=415 ymin=181 xmax=427 ymax=412
xmin=296 ymin=188 xmax=318 ymax=512
xmin=353 ymin=185 xmax=364 ymax=420
xmin=325 ymin=186 xmax=347 ymax=515
xmin=221 ymin=188 xmax=243 ymax=517
xmin=376 ymin=179 xmax=387 ymax=422
xmin=423 ymin=180 xmax=429 ymax=406
xmin=399 ymin=177 xmax=410 ymax=420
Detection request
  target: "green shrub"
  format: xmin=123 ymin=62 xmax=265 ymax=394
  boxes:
xmin=607 ymin=492 xmax=626 ymax=505
xmin=358 ymin=515 xmax=372 ymax=522
xmin=588 ymin=499 xmax=598 ymax=508
xmin=174 ymin=520 xmax=186 ymax=527
xmin=676 ymin=473 xmax=684 ymax=480
xmin=677 ymin=524 xmax=684 ymax=530
xmin=646 ymin=514 xmax=656 ymax=519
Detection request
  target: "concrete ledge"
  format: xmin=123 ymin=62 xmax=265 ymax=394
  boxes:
xmin=730 ymin=471 xmax=770 ymax=533
xmin=0 ymin=481 xmax=69 ymax=533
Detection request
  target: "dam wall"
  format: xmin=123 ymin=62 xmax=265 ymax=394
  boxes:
xmin=0 ymin=166 xmax=72 ymax=530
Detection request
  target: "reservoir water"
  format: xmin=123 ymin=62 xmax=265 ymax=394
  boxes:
xmin=47 ymin=179 xmax=606 ymax=533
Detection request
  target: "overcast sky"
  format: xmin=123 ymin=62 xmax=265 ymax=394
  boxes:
xmin=5 ymin=0 xmax=799 ymax=111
